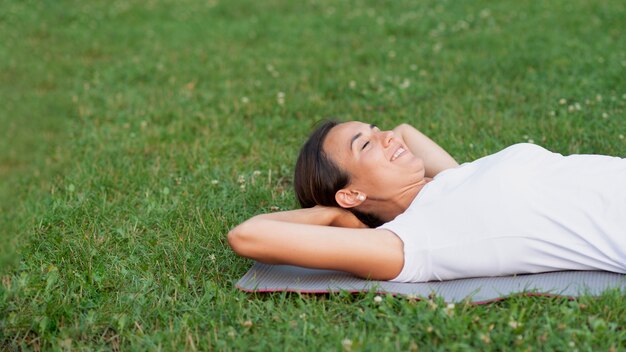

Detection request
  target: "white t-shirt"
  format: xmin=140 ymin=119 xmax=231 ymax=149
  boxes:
xmin=379 ymin=143 xmax=626 ymax=282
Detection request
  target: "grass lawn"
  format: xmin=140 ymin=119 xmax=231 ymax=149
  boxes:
xmin=1 ymin=0 xmax=625 ymax=350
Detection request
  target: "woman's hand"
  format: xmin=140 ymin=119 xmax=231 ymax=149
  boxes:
xmin=392 ymin=123 xmax=459 ymax=177
xmin=324 ymin=206 xmax=369 ymax=228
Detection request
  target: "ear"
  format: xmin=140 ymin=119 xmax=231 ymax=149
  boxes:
xmin=335 ymin=189 xmax=365 ymax=208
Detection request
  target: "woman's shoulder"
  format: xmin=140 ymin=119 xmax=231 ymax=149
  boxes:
xmin=497 ymin=142 xmax=550 ymax=156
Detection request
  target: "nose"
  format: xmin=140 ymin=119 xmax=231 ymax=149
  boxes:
xmin=376 ymin=130 xmax=394 ymax=148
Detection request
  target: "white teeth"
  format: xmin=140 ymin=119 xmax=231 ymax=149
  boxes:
xmin=391 ymin=147 xmax=405 ymax=161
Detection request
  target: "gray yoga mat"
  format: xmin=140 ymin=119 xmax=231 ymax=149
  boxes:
xmin=236 ymin=262 xmax=626 ymax=304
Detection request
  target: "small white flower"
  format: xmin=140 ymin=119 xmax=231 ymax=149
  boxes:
xmin=568 ymin=105 xmax=575 ymax=112
xmin=410 ymin=64 xmax=418 ymax=71
xmin=277 ymin=92 xmax=285 ymax=105
xmin=388 ymin=50 xmax=396 ymax=58
xmin=509 ymin=320 xmax=520 ymax=329
xmin=374 ymin=295 xmax=383 ymax=303
xmin=399 ymin=79 xmax=410 ymax=89
xmin=574 ymin=103 xmax=581 ymax=110
xmin=559 ymin=98 xmax=567 ymax=105
xmin=528 ymin=139 xmax=535 ymax=144
xmin=596 ymin=94 xmax=603 ymax=102
xmin=602 ymin=112 xmax=609 ymax=119
xmin=238 ymin=175 xmax=246 ymax=184
xmin=549 ymin=111 xmax=556 ymax=117
xmin=349 ymin=80 xmax=356 ymax=89
xmin=241 ymin=96 xmax=250 ymax=104
xmin=341 ymin=338 xmax=353 ymax=350
xmin=253 ymin=170 xmax=261 ymax=176
xmin=447 ymin=303 xmax=455 ymax=309
xmin=211 ymin=180 xmax=219 ymax=185
xmin=619 ymin=134 xmax=624 ymax=140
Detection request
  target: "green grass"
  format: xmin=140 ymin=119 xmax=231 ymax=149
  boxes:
xmin=1 ymin=0 xmax=625 ymax=350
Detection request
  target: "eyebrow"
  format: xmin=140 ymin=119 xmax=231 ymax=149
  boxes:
xmin=350 ymin=124 xmax=377 ymax=151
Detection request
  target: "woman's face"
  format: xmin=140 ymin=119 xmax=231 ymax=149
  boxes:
xmin=323 ymin=121 xmax=426 ymax=202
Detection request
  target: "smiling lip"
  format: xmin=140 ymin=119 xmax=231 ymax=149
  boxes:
xmin=391 ymin=147 xmax=406 ymax=161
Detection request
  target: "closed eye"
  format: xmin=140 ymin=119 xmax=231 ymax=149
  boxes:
xmin=361 ymin=141 xmax=370 ymax=150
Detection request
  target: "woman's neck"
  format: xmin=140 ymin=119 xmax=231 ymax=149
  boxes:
xmin=363 ymin=178 xmax=432 ymax=223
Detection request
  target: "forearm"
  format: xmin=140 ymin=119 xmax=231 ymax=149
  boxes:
xmin=245 ymin=207 xmax=339 ymax=226
xmin=393 ymin=123 xmax=459 ymax=177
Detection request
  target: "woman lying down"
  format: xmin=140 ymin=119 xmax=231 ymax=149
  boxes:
xmin=228 ymin=121 xmax=626 ymax=282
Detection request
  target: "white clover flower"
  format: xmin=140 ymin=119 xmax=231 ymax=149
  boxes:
xmin=509 ymin=321 xmax=520 ymax=329
xmin=277 ymin=92 xmax=285 ymax=105
xmin=374 ymin=295 xmax=383 ymax=303
xmin=253 ymin=170 xmax=261 ymax=177
xmin=211 ymin=180 xmax=219 ymax=185
xmin=341 ymin=338 xmax=353 ymax=350
xmin=349 ymin=80 xmax=356 ymax=89
xmin=596 ymin=94 xmax=602 ymax=102
xmin=238 ymin=175 xmax=246 ymax=184
xmin=559 ymin=98 xmax=567 ymax=105
xmin=410 ymin=64 xmax=418 ymax=71
xmin=399 ymin=79 xmax=410 ymax=89
xmin=480 ymin=333 xmax=491 ymax=344
xmin=241 ymin=97 xmax=250 ymax=104
xmin=602 ymin=112 xmax=609 ymax=119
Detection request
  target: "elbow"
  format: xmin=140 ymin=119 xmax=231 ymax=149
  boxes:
xmin=228 ymin=220 xmax=261 ymax=258
xmin=227 ymin=224 xmax=249 ymax=257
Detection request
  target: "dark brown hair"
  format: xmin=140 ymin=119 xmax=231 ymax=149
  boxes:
xmin=294 ymin=120 xmax=384 ymax=228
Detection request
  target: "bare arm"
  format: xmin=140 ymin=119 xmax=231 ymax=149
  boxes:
xmin=228 ymin=206 xmax=404 ymax=280
xmin=393 ymin=123 xmax=459 ymax=178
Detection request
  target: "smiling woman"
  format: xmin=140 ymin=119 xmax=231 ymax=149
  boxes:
xmin=228 ymin=121 xmax=626 ymax=282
